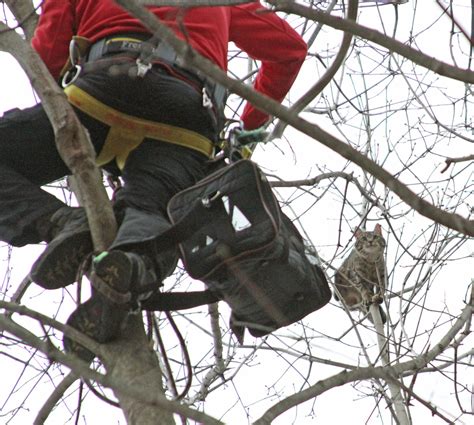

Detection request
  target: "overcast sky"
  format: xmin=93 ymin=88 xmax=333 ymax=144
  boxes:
xmin=1 ymin=1 xmax=473 ymax=424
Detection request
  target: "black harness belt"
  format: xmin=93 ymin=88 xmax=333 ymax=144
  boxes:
xmin=87 ymin=34 xmax=227 ymax=115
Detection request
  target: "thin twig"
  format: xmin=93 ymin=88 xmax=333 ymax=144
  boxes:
xmin=33 ymin=372 xmax=79 ymax=425
xmin=440 ymin=154 xmax=474 ymax=174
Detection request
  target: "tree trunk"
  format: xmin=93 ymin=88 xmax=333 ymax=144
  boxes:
xmin=101 ymin=315 xmax=175 ymax=425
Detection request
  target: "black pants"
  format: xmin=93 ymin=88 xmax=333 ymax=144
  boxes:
xmin=0 ymin=58 xmax=216 ymax=279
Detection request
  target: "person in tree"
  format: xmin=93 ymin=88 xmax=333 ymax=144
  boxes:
xmin=0 ymin=0 xmax=307 ymax=361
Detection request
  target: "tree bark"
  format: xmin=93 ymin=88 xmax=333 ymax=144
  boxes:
xmin=1 ymin=8 xmax=171 ymax=423
xmin=0 ymin=23 xmax=116 ymax=251
xmin=101 ymin=315 xmax=176 ymax=425
xmin=3 ymin=0 xmax=38 ymax=41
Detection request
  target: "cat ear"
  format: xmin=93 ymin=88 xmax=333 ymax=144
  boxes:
xmin=354 ymin=228 xmax=363 ymax=239
xmin=374 ymin=223 xmax=382 ymax=235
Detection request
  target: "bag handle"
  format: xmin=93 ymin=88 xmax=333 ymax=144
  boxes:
xmin=153 ymin=193 xmax=221 ymax=250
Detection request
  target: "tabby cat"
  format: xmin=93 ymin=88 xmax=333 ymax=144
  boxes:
xmin=334 ymin=224 xmax=387 ymax=324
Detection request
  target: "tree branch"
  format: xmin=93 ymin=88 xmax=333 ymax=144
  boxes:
xmin=100 ymin=315 xmax=176 ymax=425
xmin=0 ymin=23 xmax=116 ymax=251
xmin=269 ymin=0 xmax=474 ymax=84
xmin=0 ymin=313 xmax=224 ymax=425
xmin=253 ymin=286 xmax=473 ymax=424
xmin=272 ymin=0 xmax=359 ymax=138
xmin=33 ymin=372 xmax=78 ymax=425
xmin=370 ymin=304 xmax=410 ymax=424
xmin=2 ymin=0 xmax=38 ymax=41
xmin=440 ymin=154 xmax=474 ymax=174
xmin=269 ymin=170 xmax=387 ymax=213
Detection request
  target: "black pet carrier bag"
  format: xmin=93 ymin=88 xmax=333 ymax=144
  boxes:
xmin=158 ymin=159 xmax=331 ymax=341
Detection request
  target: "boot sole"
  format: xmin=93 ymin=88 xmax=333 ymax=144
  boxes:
xmin=30 ymin=231 xmax=92 ymax=289
xmin=63 ymin=251 xmax=133 ymax=362
xmin=63 ymin=296 xmax=128 ymax=362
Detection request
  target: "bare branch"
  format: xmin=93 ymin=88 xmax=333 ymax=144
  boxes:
xmin=269 ymin=170 xmax=386 ymax=212
xmin=188 ymin=303 xmax=227 ymax=403
xmin=33 ymin=372 xmax=78 ymax=425
xmin=1 ymin=0 xmax=38 ymax=40
xmin=0 ymin=300 xmax=101 ymax=356
xmin=435 ymin=0 xmax=473 ymax=45
xmin=440 ymin=154 xmax=474 ymax=174
xmin=272 ymin=0 xmax=359 ymax=138
xmin=269 ymin=0 xmax=474 ymax=84
xmin=0 ymin=23 xmax=116 ymax=251
xmin=390 ymin=376 xmax=456 ymax=423
xmin=370 ymin=304 xmax=410 ymax=424
xmin=0 ymin=313 xmax=224 ymax=425
xmin=254 ymin=286 xmax=473 ymax=424
xmin=113 ymin=0 xmax=474 ymax=236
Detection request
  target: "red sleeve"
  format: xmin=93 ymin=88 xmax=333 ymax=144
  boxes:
xmin=229 ymin=3 xmax=307 ymax=129
xmin=31 ymin=1 xmax=75 ymax=80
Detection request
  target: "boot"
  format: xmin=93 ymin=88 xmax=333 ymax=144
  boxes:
xmin=30 ymin=206 xmax=92 ymax=289
xmin=63 ymin=250 xmax=158 ymax=362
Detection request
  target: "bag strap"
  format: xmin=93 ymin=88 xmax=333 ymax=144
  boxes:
xmin=147 ymin=160 xmax=270 ymax=312
xmin=143 ymin=195 xmax=223 ymax=312
xmin=141 ymin=290 xmax=219 ymax=311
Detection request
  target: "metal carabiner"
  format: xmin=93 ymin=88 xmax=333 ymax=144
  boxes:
xmin=61 ymin=38 xmax=83 ymax=88
xmin=68 ymin=38 xmax=81 ymax=68
xmin=61 ymin=64 xmax=82 ymax=88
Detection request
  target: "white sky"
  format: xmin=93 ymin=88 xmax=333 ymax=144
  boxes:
xmin=1 ymin=1 xmax=473 ymax=424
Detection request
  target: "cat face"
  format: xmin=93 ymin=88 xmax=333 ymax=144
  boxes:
xmin=354 ymin=224 xmax=386 ymax=260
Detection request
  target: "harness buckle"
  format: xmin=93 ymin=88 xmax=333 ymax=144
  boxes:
xmin=202 ymin=87 xmax=213 ymax=109
xmin=135 ymin=58 xmax=152 ymax=78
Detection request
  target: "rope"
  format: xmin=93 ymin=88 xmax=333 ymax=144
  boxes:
xmin=153 ymin=313 xmax=193 ymax=401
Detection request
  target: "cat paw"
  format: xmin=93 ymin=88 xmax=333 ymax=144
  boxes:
xmin=371 ymin=294 xmax=383 ymax=305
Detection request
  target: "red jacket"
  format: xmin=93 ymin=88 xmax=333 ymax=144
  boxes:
xmin=32 ymin=0 xmax=307 ymax=129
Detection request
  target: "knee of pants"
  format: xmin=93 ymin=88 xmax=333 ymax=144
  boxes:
xmin=109 ymin=207 xmax=179 ymax=279
xmin=114 ymin=141 xmax=209 ymax=213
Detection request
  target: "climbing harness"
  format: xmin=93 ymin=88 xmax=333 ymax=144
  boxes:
xmin=84 ymin=33 xmax=228 ymax=115
xmin=64 ymin=85 xmax=215 ymax=169
xmin=60 ymin=32 xmax=231 ymax=168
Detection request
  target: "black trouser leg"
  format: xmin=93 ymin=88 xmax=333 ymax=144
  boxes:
xmin=110 ymin=140 xmax=209 ymax=280
xmin=0 ymin=105 xmax=70 ymax=246
xmin=0 ymin=102 xmax=110 ymax=246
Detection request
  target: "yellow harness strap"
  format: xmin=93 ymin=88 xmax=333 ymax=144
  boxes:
xmin=64 ymin=85 xmax=214 ymax=170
